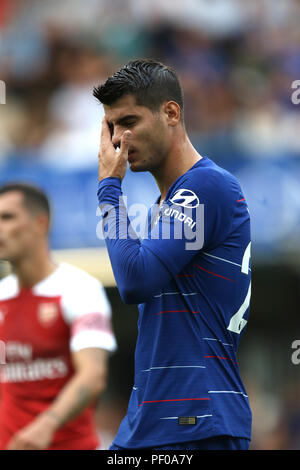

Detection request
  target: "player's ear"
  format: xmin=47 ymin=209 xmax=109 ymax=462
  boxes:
xmin=34 ymin=213 xmax=50 ymax=236
xmin=163 ymin=101 xmax=181 ymax=126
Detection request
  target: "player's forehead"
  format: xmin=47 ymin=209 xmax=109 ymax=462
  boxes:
xmin=104 ymin=94 xmax=149 ymax=124
xmin=0 ymin=191 xmax=26 ymax=213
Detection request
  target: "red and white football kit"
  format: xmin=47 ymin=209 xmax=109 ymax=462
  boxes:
xmin=0 ymin=263 xmax=117 ymax=450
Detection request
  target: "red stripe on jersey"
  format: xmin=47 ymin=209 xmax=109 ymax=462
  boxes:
xmin=194 ymin=264 xmax=235 ymax=282
xmin=138 ymin=398 xmax=210 ymax=406
xmin=154 ymin=310 xmax=199 ymax=315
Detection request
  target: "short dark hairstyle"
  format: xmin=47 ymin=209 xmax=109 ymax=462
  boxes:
xmin=93 ymin=59 xmax=184 ymax=122
xmin=0 ymin=182 xmax=51 ymax=218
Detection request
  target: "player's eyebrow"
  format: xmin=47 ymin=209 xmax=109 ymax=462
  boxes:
xmin=109 ymin=114 xmax=140 ymax=127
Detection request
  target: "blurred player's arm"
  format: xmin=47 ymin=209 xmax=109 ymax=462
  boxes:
xmin=6 ymin=347 xmax=108 ymax=450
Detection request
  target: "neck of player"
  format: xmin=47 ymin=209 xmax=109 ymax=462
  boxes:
xmin=152 ymin=131 xmax=202 ymax=202
xmin=12 ymin=244 xmax=57 ymax=289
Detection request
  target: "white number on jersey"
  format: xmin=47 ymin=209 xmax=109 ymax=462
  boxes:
xmin=227 ymin=243 xmax=251 ymax=334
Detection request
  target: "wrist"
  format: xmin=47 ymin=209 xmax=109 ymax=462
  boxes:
xmin=38 ymin=410 xmax=62 ymax=433
xmin=98 ymin=176 xmax=122 ymax=185
xmin=97 ymin=177 xmax=122 ymax=206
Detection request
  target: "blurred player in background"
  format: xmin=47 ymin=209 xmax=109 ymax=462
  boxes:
xmin=0 ymin=183 xmax=116 ymax=450
xmin=95 ymin=59 xmax=252 ymax=450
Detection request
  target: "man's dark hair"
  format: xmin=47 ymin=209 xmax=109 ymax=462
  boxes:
xmin=0 ymin=182 xmax=51 ymax=218
xmin=93 ymin=59 xmax=184 ymax=122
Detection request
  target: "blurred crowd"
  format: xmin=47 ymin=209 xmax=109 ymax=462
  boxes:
xmin=0 ymin=0 xmax=300 ymax=169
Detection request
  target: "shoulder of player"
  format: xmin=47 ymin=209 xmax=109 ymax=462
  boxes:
xmin=0 ymin=274 xmax=18 ymax=300
xmin=56 ymin=263 xmax=111 ymax=323
xmin=33 ymin=262 xmax=103 ymax=298
xmin=175 ymin=164 xmax=238 ymax=198
xmin=55 ymin=262 xmax=102 ymax=291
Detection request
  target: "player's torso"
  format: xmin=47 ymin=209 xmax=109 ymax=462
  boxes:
xmin=0 ymin=289 xmax=72 ymax=388
xmin=141 ymin=162 xmax=251 ymax=352
xmin=117 ymin=161 xmax=252 ymax=447
xmin=0 ymin=289 xmax=72 ymax=399
xmin=0 ymin=266 xmax=102 ymax=450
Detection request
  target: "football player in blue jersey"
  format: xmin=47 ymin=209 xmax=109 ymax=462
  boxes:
xmin=94 ymin=59 xmax=252 ymax=450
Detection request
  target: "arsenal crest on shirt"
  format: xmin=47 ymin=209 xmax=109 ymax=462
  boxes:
xmin=37 ymin=302 xmax=59 ymax=327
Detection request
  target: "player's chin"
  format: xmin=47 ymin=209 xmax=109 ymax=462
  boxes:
xmin=128 ymin=161 xmax=148 ymax=172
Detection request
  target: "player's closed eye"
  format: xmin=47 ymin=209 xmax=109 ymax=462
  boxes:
xmin=0 ymin=213 xmax=15 ymax=221
xmin=122 ymin=120 xmax=136 ymax=128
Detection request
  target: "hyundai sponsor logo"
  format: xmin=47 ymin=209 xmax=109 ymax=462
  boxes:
xmin=170 ymin=189 xmax=200 ymax=208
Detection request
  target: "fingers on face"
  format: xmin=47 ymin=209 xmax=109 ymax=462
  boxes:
xmin=119 ymin=131 xmax=131 ymax=159
xmin=100 ymin=118 xmax=112 ymax=147
xmin=100 ymin=118 xmax=132 ymax=165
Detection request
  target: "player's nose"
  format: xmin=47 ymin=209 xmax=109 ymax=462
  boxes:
xmin=111 ymin=128 xmax=122 ymax=149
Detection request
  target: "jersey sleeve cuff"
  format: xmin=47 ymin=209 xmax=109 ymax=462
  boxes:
xmin=97 ymin=178 xmax=122 ymax=203
xmin=70 ymin=330 xmax=117 ymax=353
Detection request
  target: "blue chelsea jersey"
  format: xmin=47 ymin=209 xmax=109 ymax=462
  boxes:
xmin=98 ymin=157 xmax=252 ymax=448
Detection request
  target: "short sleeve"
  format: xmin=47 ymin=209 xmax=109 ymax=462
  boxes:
xmin=61 ymin=272 xmax=117 ymax=353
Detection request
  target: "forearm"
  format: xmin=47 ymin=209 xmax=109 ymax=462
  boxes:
xmin=38 ymin=369 xmax=106 ymax=432
xmin=5 ymin=348 xmax=109 ymax=450
xmin=97 ymin=179 xmax=172 ymax=303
